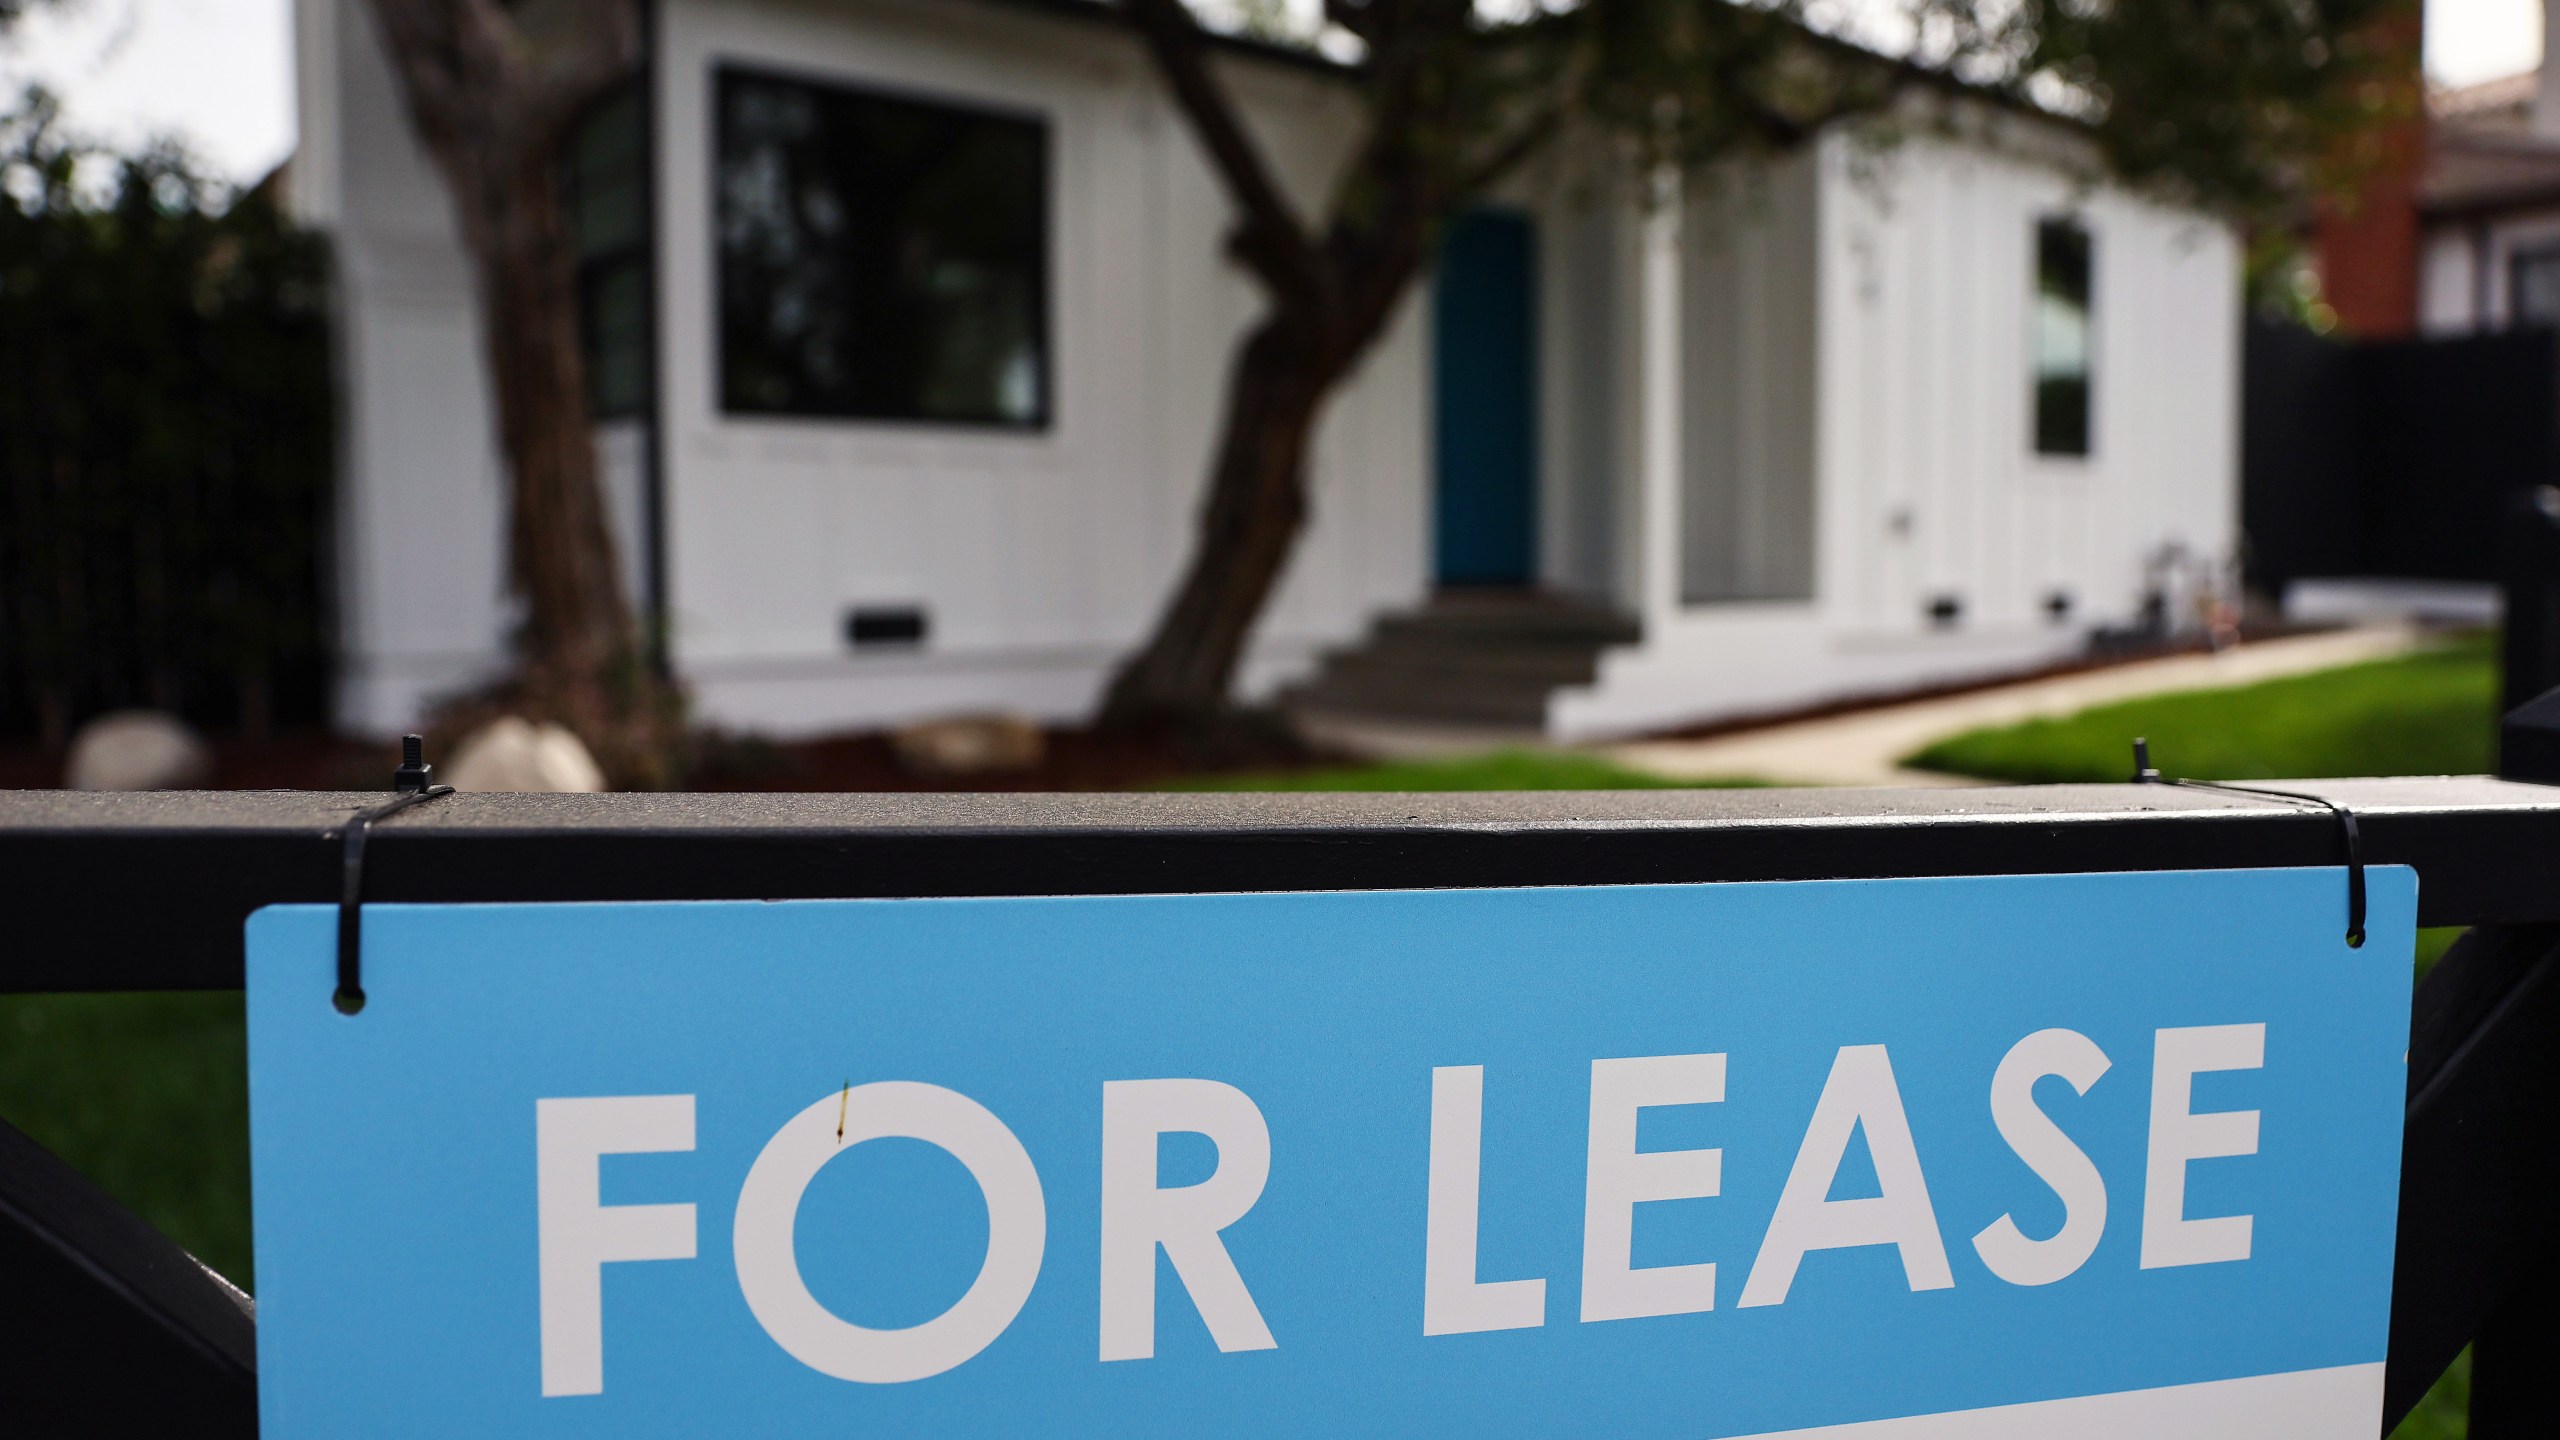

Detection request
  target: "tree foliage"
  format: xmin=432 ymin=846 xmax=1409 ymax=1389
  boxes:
xmin=1990 ymin=0 xmax=2415 ymax=221
xmin=0 ymin=90 xmax=333 ymax=743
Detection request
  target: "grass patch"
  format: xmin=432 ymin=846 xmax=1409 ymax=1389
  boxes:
xmin=2392 ymin=1347 xmax=2470 ymax=1440
xmin=0 ymin=991 xmax=253 ymax=1289
xmin=1171 ymin=747 xmax=1766 ymax=791
xmin=1906 ymin=635 xmax=2497 ymax=784
xmin=2416 ymin=927 xmax=2465 ymax=984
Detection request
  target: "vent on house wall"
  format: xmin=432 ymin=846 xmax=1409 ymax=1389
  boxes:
xmin=845 ymin=605 xmax=928 ymax=649
xmin=1926 ymin=594 xmax=1964 ymax=629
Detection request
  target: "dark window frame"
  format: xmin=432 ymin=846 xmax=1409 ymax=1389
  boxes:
xmin=564 ymin=83 xmax=652 ymax=421
xmin=2508 ymin=242 xmax=2560 ymax=332
xmin=711 ymin=61 xmax=1053 ymax=431
xmin=2032 ymin=215 xmax=2095 ymax=460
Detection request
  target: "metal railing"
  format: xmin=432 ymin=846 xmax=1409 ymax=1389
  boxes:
xmin=7 ymin=773 xmax=2560 ymax=1432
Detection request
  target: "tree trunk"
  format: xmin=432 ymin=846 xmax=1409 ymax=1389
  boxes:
xmin=478 ymin=152 xmax=633 ymax=695
xmin=1101 ymin=319 xmax=1334 ymax=723
xmin=363 ymin=1 xmax=671 ymax=782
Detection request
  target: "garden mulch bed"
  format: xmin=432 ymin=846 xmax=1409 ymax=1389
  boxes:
xmin=0 ymin=716 xmax=1320 ymax=794
xmin=684 ymin=717 xmax=1314 ymax=792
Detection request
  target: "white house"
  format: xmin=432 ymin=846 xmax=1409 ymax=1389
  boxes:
xmin=293 ymin=0 xmax=2241 ymax=743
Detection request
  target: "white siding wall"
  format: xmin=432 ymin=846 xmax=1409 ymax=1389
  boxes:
xmin=1680 ymin=154 xmax=1819 ymax=604
xmin=1825 ymin=128 xmax=2237 ymax=643
xmin=656 ymin=0 xmax=1427 ymax=734
xmin=2417 ymin=210 xmax=2560 ymax=335
xmin=1526 ymin=133 xmax=1636 ymax=607
xmin=303 ymin=0 xmax=515 ymax=734
xmin=2419 ymin=227 xmax=2484 ymax=335
xmin=1555 ymin=125 xmax=2242 ymax=739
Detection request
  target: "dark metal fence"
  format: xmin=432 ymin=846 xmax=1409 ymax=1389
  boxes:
xmin=8 ymin=774 xmax=2560 ymax=1432
xmin=0 ymin=161 xmax=336 ymax=746
xmin=2243 ymin=318 xmax=2558 ymax=594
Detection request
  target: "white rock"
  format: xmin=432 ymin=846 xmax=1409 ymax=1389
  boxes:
xmin=65 ymin=710 xmax=215 ymax=791
xmin=889 ymin=712 xmax=1047 ymax=777
xmin=443 ymin=717 xmax=606 ymax=793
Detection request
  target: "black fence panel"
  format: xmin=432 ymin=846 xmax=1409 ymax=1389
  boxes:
xmin=2240 ymin=317 xmax=2359 ymax=587
xmin=2242 ymin=318 xmax=2558 ymax=592
xmin=2358 ymin=329 xmax=2560 ymax=582
xmin=0 ymin=148 xmax=336 ymax=747
xmin=0 ymin=1112 xmax=255 ymax=1433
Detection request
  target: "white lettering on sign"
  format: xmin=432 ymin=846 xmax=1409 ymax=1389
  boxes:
xmin=535 ymin=1095 xmax=697 ymax=1397
xmin=1738 ymin=1045 xmax=1954 ymax=1308
xmin=2141 ymin=1023 xmax=2266 ymax=1269
xmin=732 ymin=1082 xmax=1046 ymax=1384
xmin=1423 ymin=1064 xmax=1547 ymax=1335
xmin=528 ymin=1023 xmax=2273 ymax=1390
xmin=1580 ymin=1053 xmax=1726 ymax=1323
xmin=1972 ymin=1028 xmax=2114 ymax=1286
xmin=1098 ymin=1078 xmax=1278 ymax=1361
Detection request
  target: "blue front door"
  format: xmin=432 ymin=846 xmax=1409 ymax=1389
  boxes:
xmin=1433 ymin=210 xmax=1539 ymax=586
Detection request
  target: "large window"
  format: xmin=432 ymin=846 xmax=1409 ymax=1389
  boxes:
xmin=716 ymin=67 xmax=1049 ymax=427
xmin=2033 ymin=217 xmax=2094 ymax=457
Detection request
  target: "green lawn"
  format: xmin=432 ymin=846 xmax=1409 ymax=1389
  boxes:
xmin=2396 ymin=1350 xmax=2470 ymax=1440
xmin=1905 ymin=634 xmax=2497 ymax=784
xmin=0 ymin=990 xmax=252 ymax=1287
xmin=2389 ymin=923 xmax=2475 ymax=1440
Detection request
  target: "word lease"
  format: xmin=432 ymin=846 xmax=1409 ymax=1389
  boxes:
xmin=248 ymin=872 xmax=2412 ymax=1437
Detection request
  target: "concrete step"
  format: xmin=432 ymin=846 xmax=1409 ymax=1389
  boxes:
xmin=1372 ymin=603 xmax=1638 ymax=648
xmin=1282 ymin=673 xmax=1556 ymax=726
xmin=1282 ymin=589 xmax=1638 ymax=731
xmin=1315 ymin=645 xmax=1607 ymax=688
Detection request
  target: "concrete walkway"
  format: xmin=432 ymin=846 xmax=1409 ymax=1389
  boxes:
xmin=1603 ymin=623 xmax=2429 ymax=787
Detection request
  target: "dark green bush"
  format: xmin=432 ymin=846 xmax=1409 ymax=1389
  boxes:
xmin=0 ymin=90 xmax=333 ymax=742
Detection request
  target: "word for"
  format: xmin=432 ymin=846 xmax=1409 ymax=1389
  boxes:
xmin=537 ymin=1024 xmax=2262 ymax=1395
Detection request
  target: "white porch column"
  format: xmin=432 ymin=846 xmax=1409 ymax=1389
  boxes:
xmin=2540 ymin=0 xmax=2560 ymax=140
xmin=1635 ymin=166 xmax=1685 ymax=629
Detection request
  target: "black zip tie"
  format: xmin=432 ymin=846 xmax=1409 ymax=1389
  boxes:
xmin=2131 ymin=737 xmax=2366 ymax=949
xmin=335 ymin=735 xmax=455 ymax=1014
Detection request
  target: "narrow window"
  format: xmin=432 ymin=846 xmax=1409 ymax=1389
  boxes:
xmin=2033 ymin=217 xmax=2093 ymax=457
xmin=565 ymin=86 xmax=650 ymax=419
xmin=715 ymin=67 xmax=1049 ymax=427
xmin=2511 ymin=244 xmax=2560 ymax=329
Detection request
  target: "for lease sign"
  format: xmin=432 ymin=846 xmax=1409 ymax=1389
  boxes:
xmin=247 ymin=868 xmax=2413 ymax=1437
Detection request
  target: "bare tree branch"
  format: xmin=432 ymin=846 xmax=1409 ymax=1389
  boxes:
xmin=1122 ymin=0 xmax=1328 ymax=309
xmin=512 ymin=0 xmax=644 ymax=140
xmin=1320 ymin=0 xmax=1378 ymax=41
xmin=366 ymin=0 xmax=637 ymax=175
xmin=1458 ymin=103 xmax=1566 ymax=199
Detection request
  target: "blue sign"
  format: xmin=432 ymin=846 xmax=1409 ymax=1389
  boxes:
xmin=248 ymin=868 xmax=2413 ymax=1437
